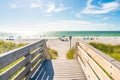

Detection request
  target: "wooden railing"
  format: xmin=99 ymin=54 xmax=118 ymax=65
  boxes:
xmin=0 ymin=40 xmax=50 ymax=80
xmin=75 ymin=39 xmax=120 ymax=80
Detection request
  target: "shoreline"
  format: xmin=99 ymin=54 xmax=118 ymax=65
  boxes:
xmin=1 ymin=36 xmax=120 ymax=45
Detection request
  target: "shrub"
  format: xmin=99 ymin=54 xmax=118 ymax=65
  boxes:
xmin=66 ymin=47 xmax=75 ymax=59
xmin=89 ymin=42 xmax=120 ymax=61
xmin=48 ymin=48 xmax=58 ymax=59
xmin=0 ymin=40 xmax=26 ymax=54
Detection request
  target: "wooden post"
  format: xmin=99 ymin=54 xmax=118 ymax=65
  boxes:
xmin=42 ymin=39 xmax=51 ymax=60
xmin=74 ymin=42 xmax=79 ymax=59
xmin=69 ymin=36 xmax=72 ymax=49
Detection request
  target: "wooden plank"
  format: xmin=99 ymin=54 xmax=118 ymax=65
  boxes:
xmin=14 ymin=64 xmax=31 ymax=80
xmin=88 ymin=44 xmax=120 ymax=69
xmin=30 ymin=43 xmax=40 ymax=52
xmin=0 ymin=56 xmax=30 ymax=80
xmin=41 ymin=40 xmax=51 ymax=59
xmin=29 ymin=40 xmax=44 ymax=52
xmin=77 ymin=46 xmax=110 ymax=80
xmin=111 ymin=61 xmax=120 ymax=69
xmin=42 ymin=47 xmax=51 ymax=60
xmin=31 ymin=60 xmax=87 ymax=80
xmin=77 ymin=47 xmax=88 ymax=64
xmin=78 ymin=40 xmax=120 ymax=80
xmin=40 ymin=40 xmax=51 ymax=60
xmin=31 ymin=58 xmax=45 ymax=75
xmin=25 ymin=40 xmax=46 ymax=80
xmin=31 ymin=48 xmax=43 ymax=59
xmin=0 ymin=46 xmax=29 ymax=69
xmin=31 ymin=47 xmax=41 ymax=54
xmin=77 ymin=53 xmax=99 ymax=80
xmin=25 ymin=58 xmax=45 ymax=80
xmin=31 ymin=54 xmax=43 ymax=67
xmin=0 ymin=39 xmax=49 ymax=80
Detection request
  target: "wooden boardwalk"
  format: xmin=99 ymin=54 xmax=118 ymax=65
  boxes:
xmin=31 ymin=60 xmax=87 ymax=80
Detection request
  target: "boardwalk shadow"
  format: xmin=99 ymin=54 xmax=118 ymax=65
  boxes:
xmin=31 ymin=60 xmax=54 ymax=80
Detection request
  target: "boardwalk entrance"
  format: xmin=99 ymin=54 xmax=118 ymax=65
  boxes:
xmin=31 ymin=39 xmax=87 ymax=80
xmin=31 ymin=60 xmax=86 ymax=80
xmin=1 ymin=39 xmax=120 ymax=80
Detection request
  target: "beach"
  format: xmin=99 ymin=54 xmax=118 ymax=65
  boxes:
xmin=2 ymin=36 xmax=120 ymax=45
xmin=3 ymin=39 xmax=41 ymax=44
xmin=82 ymin=37 xmax=120 ymax=45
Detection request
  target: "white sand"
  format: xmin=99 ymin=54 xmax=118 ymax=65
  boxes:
xmin=3 ymin=39 xmax=41 ymax=44
xmin=47 ymin=39 xmax=76 ymax=60
xmin=3 ymin=37 xmax=120 ymax=45
xmin=81 ymin=37 xmax=120 ymax=45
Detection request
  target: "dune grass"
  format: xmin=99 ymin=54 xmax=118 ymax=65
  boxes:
xmin=0 ymin=40 xmax=27 ymax=79
xmin=89 ymin=42 xmax=120 ymax=61
xmin=66 ymin=47 xmax=75 ymax=59
xmin=48 ymin=48 xmax=58 ymax=59
xmin=0 ymin=40 xmax=26 ymax=76
xmin=0 ymin=40 xmax=26 ymax=54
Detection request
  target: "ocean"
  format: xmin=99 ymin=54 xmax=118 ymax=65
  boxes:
xmin=42 ymin=31 xmax=120 ymax=37
xmin=0 ymin=31 xmax=120 ymax=39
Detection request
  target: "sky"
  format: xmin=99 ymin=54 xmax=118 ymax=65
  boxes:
xmin=0 ymin=0 xmax=120 ymax=34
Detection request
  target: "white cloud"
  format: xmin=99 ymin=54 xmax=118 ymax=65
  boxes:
xmin=102 ymin=17 xmax=110 ymax=20
xmin=46 ymin=2 xmax=70 ymax=13
xmin=9 ymin=0 xmax=41 ymax=9
xmin=8 ymin=1 xmax=69 ymax=13
xmin=76 ymin=0 xmax=120 ymax=16
xmin=60 ymin=20 xmax=91 ymax=25
xmin=44 ymin=20 xmax=112 ymax=31
xmin=54 ymin=3 xmax=70 ymax=12
xmin=30 ymin=3 xmax=40 ymax=8
xmin=1 ymin=20 xmax=116 ymax=32
xmin=75 ymin=12 xmax=82 ymax=18
xmin=46 ymin=3 xmax=55 ymax=13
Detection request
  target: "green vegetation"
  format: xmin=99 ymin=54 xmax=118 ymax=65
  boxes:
xmin=66 ymin=47 xmax=75 ymax=59
xmin=48 ymin=48 xmax=58 ymax=59
xmin=0 ymin=40 xmax=27 ymax=79
xmin=0 ymin=40 xmax=26 ymax=54
xmin=89 ymin=42 xmax=120 ymax=61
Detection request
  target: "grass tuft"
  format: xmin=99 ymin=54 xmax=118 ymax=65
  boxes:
xmin=89 ymin=42 xmax=120 ymax=61
xmin=48 ymin=48 xmax=58 ymax=59
xmin=66 ymin=47 xmax=75 ymax=59
xmin=0 ymin=40 xmax=26 ymax=54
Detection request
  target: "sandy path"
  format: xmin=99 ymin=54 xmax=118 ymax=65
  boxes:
xmin=47 ymin=39 xmax=76 ymax=60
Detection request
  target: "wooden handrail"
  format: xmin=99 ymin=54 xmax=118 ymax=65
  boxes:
xmin=0 ymin=39 xmax=50 ymax=80
xmin=75 ymin=39 xmax=120 ymax=80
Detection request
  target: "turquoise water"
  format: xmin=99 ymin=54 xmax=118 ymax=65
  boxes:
xmin=0 ymin=31 xmax=120 ymax=39
xmin=43 ymin=31 xmax=120 ymax=37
